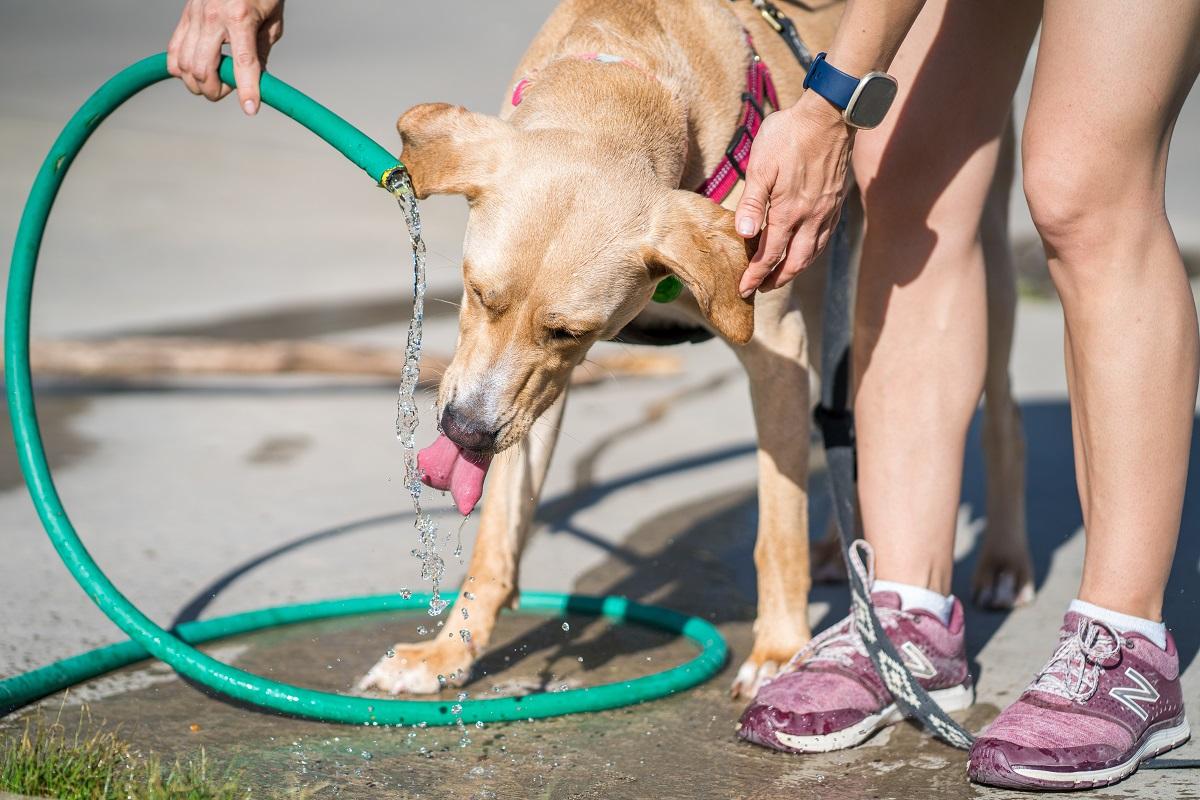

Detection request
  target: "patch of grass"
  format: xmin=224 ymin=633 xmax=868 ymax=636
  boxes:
xmin=0 ymin=710 xmax=245 ymax=800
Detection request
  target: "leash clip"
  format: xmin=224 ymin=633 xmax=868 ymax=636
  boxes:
xmin=759 ymin=6 xmax=783 ymax=32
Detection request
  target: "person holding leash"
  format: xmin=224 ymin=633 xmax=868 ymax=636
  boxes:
xmin=731 ymin=0 xmax=1197 ymax=790
xmin=168 ymin=0 xmax=1197 ymax=789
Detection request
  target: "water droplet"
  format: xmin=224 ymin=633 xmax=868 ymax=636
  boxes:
xmin=386 ymin=649 xmax=396 ymax=659
xmin=460 ymin=629 xmax=472 ymax=643
xmin=561 ymin=622 xmax=570 ymax=632
xmin=475 ymin=720 xmax=485 ymax=729
xmin=464 ymin=591 xmax=476 ymax=600
xmin=417 ymin=625 xmax=429 ymax=636
xmin=450 ymin=703 xmax=463 ymax=715
xmin=399 ymin=588 xmax=412 ymax=600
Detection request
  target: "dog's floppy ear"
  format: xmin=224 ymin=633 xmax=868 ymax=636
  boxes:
xmin=398 ymin=103 xmax=512 ymax=200
xmin=644 ymin=190 xmax=755 ymax=344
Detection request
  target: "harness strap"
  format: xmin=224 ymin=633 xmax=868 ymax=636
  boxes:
xmin=695 ymin=37 xmax=780 ymax=205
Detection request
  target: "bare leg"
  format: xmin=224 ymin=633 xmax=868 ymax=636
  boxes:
xmin=358 ymin=392 xmax=567 ymax=694
xmin=1023 ymin=0 xmax=1200 ymax=620
xmin=852 ymin=0 xmax=1040 ymax=594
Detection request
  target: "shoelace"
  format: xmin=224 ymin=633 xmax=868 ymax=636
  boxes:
xmin=784 ymin=542 xmax=908 ymax=671
xmin=1031 ymin=617 xmax=1122 ymax=702
xmin=788 ymin=607 xmax=909 ymax=669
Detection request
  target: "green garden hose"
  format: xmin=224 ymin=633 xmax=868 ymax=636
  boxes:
xmin=2 ymin=53 xmax=727 ymax=725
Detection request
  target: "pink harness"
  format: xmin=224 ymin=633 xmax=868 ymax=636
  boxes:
xmin=510 ymin=37 xmax=779 ymax=206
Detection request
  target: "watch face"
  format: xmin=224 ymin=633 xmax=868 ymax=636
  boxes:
xmin=846 ymin=73 xmax=898 ymax=130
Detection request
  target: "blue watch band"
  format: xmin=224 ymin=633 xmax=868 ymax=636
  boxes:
xmin=803 ymin=52 xmax=858 ymax=111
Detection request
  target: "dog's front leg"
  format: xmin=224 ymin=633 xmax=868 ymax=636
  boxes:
xmin=357 ymin=392 xmax=567 ymax=695
xmin=730 ymin=292 xmax=813 ymax=699
xmin=973 ymin=117 xmax=1033 ymax=609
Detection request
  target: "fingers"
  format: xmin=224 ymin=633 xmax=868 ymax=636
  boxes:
xmin=166 ymin=10 xmax=188 ymax=78
xmin=739 ymin=218 xmax=795 ymax=298
xmin=172 ymin=6 xmax=201 ymax=95
xmin=758 ymin=225 xmax=815 ymax=293
xmin=192 ymin=25 xmax=228 ymax=101
xmin=758 ymin=208 xmax=841 ymax=293
xmin=228 ymin=23 xmax=263 ymax=114
xmin=735 ymin=157 xmax=778 ymax=297
xmin=170 ymin=0 xmax=277 ymax=110
xmin=735 ymin=168 xmax=769 ymax=240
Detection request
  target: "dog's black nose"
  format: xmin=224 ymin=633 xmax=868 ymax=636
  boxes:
xmin=439 ymin=404 xmax=498 ymax=453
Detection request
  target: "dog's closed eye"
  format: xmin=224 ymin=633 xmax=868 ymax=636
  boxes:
xmin=468 ymin=282 xmax=508 ymax=315
xmin=545 ymin=326 xmax=581 ymax=344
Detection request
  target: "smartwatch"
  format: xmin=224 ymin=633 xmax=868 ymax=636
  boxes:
xmin=803 ymin=52 xmax=898 ymax=130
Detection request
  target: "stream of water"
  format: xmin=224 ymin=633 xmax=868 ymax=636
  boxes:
xmin=387 ymin=168 xmax=448 ymax=619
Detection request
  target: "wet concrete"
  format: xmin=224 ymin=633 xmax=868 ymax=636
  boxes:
xmin=5 ymin=483 xmax=1200 ymax=799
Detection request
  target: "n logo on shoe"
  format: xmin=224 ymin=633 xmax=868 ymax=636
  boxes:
xmin=899 ymin=641 xmax=937 ymax=680
xmin=1108 ymin=668 xmax=1159 ymax=721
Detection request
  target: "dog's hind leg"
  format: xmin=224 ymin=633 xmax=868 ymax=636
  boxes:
xmin=972 ymin=115 xmax=1033 ymax=609
xmin=730 ymin=289 xmax=814 ymax=699
xmin=357 ymin=392 xmax=567 ymax=695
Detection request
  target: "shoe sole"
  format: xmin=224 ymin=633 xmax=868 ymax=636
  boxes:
xmin=771 ymin=682 xmax=975 ymax=753
xmin=969 ymin=717 xmax=1191 ymax=791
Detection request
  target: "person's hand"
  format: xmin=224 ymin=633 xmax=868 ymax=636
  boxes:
xmin=735 ymin=92 xmax=854 ymax=296
xmin=167 ymin=0 xmax=285 ymax=116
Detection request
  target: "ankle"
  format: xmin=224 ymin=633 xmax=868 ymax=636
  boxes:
xmin=873 ymin=579 xmax=955 ymax=625
xmin=1069 ymin=598 xmax=1168 ymax=650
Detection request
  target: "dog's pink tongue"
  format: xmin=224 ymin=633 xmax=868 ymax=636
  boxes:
xmin=417 ymin=434 xmax=492 ymax=516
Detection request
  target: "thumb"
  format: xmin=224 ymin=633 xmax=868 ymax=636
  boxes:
xmin=734 ymin=163 xmax=771 ymax=239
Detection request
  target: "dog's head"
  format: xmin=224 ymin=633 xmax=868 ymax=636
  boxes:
xmin=400 ymin=102 xmax=753 ymax=454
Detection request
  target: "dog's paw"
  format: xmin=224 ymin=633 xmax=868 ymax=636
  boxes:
xmin=972 ymin=547 xmax=1034 ymax=610
xmin=731 ymin=634 xmax=809 ymax=700
xmin=356 ymin=640 xmax=474 ymax=696
xmin=731 ymin=656 xmax=784 ymax=699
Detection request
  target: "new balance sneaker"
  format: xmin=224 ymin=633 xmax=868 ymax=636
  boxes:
xmin=737 ymin=592 xmax=974 ymax=753
xmin=968 ymin=612 xmax=1191 ymax=791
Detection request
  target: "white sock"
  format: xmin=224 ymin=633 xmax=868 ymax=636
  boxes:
xmin=1069 ymin=599 xmax=1167 ymax=650
xmin=873 ymin=579 xmax=955 ymax=625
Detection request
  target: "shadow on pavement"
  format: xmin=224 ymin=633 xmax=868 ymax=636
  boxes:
xmin=172 ymin=401 xmax=1200 ymax=688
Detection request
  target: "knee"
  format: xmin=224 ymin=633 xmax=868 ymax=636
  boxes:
xmin=1022 ymin=142 xmax=1163 ymax=269
xmin=1022 ymin=153 xmax=1100 ymax=256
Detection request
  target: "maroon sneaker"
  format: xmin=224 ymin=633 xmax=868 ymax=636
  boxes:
xmin=968 ymin=612 xmax=1191 ymax=791
xmin=737 ymin=592 xmax=974 ymax=753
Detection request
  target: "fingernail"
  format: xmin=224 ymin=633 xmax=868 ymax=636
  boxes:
xmin=740 ymin=287 xmax=755 ymax=299
xmin=736 ymin=217 xmax=756 ymax=237
xmin=243 ymin=100 xmax=256 ymax=116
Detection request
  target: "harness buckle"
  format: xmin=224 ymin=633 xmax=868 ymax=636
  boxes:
xmin=724 ymin=124 xmax=753 ymax=180
xmin=742 ymin=91 xmax=765 ymax=121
